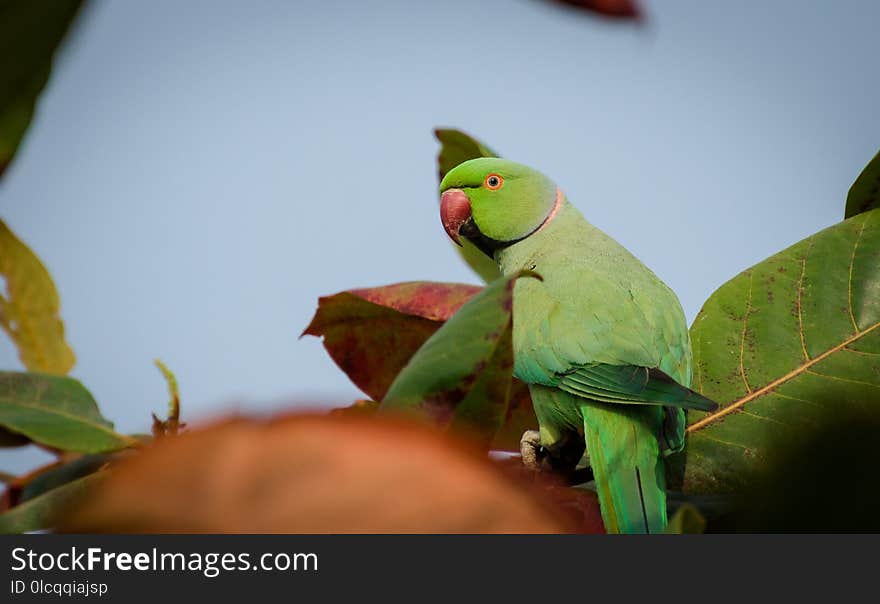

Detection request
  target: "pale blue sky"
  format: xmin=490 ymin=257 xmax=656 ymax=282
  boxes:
xmin=3 ymin=0 xmax=879 ymax=472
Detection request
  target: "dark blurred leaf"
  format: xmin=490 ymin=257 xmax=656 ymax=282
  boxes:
xmin=0 ymin=472 xmax=102 ymax=534
xmin=434 ymin=128 xmax=501 ymax=283
xmin=0 ymin=372 xmax=132 ymax=453
xmin=551 ymin=0 xmax=641 ymax=19
xmin=719 ymin=409 xmax=880 ymax=532
xmin=381 ymin=272 xmax=539 ymax=448
xmin=684 ymin=209 xmax=880 ymax=493
xmin=59 ymin=414 xmax=576 ymax=533
xmin=547 ymin=485 xmax=606 ymax=534
xmin=0 ymin=0 xmax=84 ymax=178
xmin=18 ymin=453 xmax=111 ymax=503
xmin=845 ymin=150 xmax=880 ymax=218
xmin=548 ymin=0 xmax=641 ymax=20
xmin=0 ymin=426 xmax=29 ymax=447
xmin=0 ymin=219 xmax=76 ymax=374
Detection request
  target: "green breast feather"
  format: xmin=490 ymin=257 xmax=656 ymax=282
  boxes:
xmin=497 ymin=200 xmax=698 ymax=393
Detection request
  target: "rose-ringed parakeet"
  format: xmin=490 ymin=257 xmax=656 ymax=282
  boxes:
xmin=438 ymin=158 xmax=718 ymax=534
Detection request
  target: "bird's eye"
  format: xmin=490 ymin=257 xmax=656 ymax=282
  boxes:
xmin=485 ymin=174 xmax=503 ymax=190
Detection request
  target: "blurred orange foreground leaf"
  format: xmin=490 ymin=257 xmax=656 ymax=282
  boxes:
xmin=60 ymin=414 xmax=583 ymax=533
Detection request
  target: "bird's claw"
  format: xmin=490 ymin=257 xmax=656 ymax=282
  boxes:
xmin=520 ymin=430 xmax=544 ymax=470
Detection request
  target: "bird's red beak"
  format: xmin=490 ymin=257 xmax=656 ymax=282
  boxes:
xmin=440 ymin=188 xmax=471 ymax=246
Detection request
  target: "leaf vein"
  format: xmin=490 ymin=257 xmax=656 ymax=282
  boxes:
xmin=740 ymin=410 xmax=791 ymax=428
xmin=843 ymin=347 xmax=880 ymax=357
xmin=768 ymin=391 xmax=822 ymax=408
xmin=805 ymin=369 xmax=880 ymax=390
xmin=847 ymin=217 xmax=868 ymax=333
xmin=696 ymin=432 xmax=751 ymax=452
xmin=739 ymin=272 xmax=753 ymax=394
xmin=796 ymin=247 xmax=811 ymax=361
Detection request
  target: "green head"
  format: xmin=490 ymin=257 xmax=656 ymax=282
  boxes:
xmin=439 ymin=158 xmax=559 ymax=257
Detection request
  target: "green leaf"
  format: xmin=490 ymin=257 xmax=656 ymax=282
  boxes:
xmin=0 ymin=372 xmax=133 ymax=453
xmin=380 ymin=271 xmax=539 ymax=448
xmin=684 ymin=209 xmax=880 ymax=493
xmin=0 ymin=472 xmax=103 ymax=534
xmin=845 ymin=150 xmax=880 ymax=219
xmin=434 ymin=128 xmax=499 ymax=183
xmin=0 ymin=0 xmax=84 ymax=178
xmin=0 ymin=219 xmax=76 ymax=374
xmin=151 ymin=358 xmax=182 ymax=436
xmin=434 ymin=128 xmax=501 ymax=283
xmin=303 ymin=281 xmax=538 ymax=450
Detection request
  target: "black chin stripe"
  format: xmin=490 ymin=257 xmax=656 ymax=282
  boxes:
xmin=459 ymin=219 xmax=512 ymax=257
xmin=460 ymin=217 xmax=541 ymax=258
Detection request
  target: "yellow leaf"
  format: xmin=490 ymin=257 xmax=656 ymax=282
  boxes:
xmin=0 ymin=219 xmax=75 ymax=374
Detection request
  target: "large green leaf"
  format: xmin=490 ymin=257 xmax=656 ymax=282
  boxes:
xmin=845 ymin=150 xmax=880 ymax=219
xmin=434 ymin=128 xmax=501 ymax=283
xmin=0 ymin=372 xmax=132 ymax=453
xmin=381 ymin=271 xmax=538 ymax=448
xmin=684 ymin=209 xmax=880 ymax=493
xmin=0 ymin=472 xmax=102 ymax=534
xmin=0 ymin=0 xmax=85 ymax=177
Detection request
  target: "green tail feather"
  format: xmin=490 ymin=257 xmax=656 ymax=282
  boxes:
xmin=581 ymin=402 xmax=667 ymax=534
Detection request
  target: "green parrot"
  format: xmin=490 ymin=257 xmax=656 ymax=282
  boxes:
xmin=438 ymin=158 xmax=718 ymax=534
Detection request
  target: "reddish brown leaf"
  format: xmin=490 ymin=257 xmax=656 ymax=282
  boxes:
xmin=495 ymin=456 xmax=605 ymax=534
xmin=1 ymin=460 xmax=63 ymax=512
xmin=303 ymin=281 xmax=538 ymax=450
xmin=348 ymin=281 xmax=482 ymax=322
xmin=550 ymin=0 xmax=642 ymax=20
xmin=59 ymin=414 xmax=588 ymax=533
xmin=330 ymin=399 xmax=379 ymax=417
xmin=302 ymin=282 xmax=480 ymax=403
xmin=381 ymin=272 xmax=537 ymax=449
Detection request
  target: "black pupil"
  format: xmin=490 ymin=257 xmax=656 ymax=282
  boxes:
xmin=488 ymin=176 xmax=499 ymax=187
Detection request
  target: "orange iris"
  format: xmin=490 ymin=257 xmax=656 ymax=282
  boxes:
xmin=485 ymin=173 xmax=503 ymax=190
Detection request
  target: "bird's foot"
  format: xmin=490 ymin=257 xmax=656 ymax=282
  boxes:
xmin=520 ymin=430 xmax=545 ymax=470
xmin=520 ymin=429 xmax=590 ymax=485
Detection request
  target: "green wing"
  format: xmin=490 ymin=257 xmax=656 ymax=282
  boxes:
xmin=557 ymin=363 xmax=717 ymax=411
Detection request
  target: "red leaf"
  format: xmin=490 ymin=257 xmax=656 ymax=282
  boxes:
xmin=551 ymin=0 xmax=642 ymax=20
xmin=302 ymin=282 xmax=480 ymax=402
xmin=303 ymin=282 xmax=538 ymax=450
xmin=348 ymin=281 xmax=482 ymax=322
